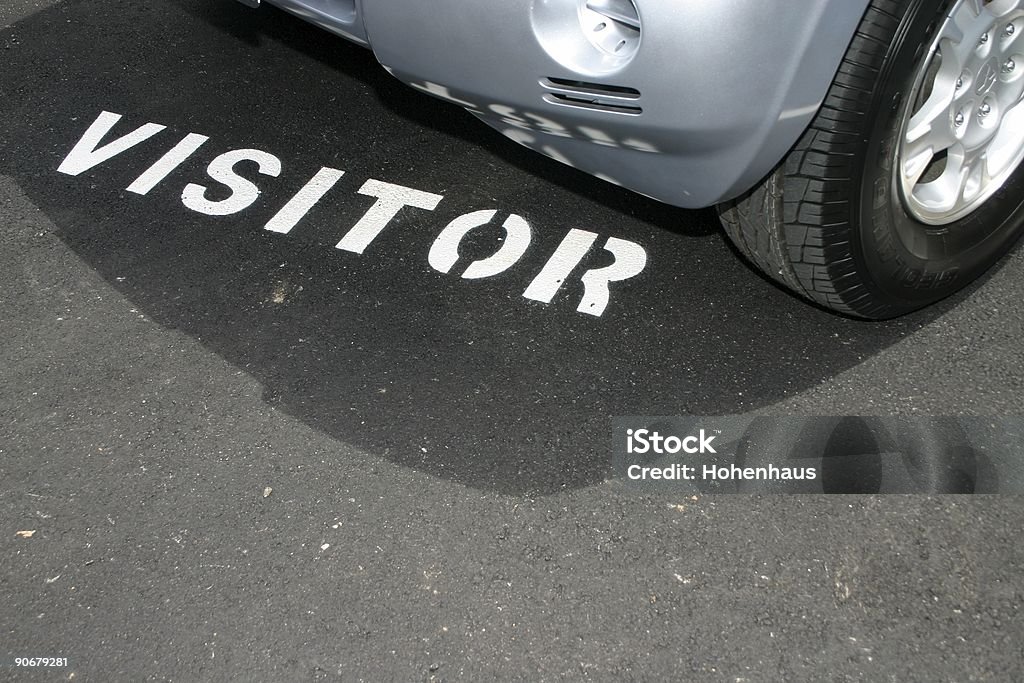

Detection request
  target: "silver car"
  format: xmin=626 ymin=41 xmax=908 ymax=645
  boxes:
xmin=235 ymin=0 xmax=1024 ymax=318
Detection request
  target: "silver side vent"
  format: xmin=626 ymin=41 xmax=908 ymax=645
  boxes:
xmin=540 ymin=77 xmax=642 ymax=115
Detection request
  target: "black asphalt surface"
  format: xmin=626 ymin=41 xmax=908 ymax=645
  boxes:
xmin=2 ymin=1 xmax=1023 ymax=680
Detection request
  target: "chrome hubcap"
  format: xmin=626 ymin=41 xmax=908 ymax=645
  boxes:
xmin=898 ymin=0 xmax=1024 ymax=225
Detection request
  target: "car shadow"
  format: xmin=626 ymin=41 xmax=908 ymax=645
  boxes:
xmin=0 ymin=0 xmax=967 ymax=495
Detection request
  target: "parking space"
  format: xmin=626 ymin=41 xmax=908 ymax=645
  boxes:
xmin=2 ymin=1 xmax=1023 ymax=679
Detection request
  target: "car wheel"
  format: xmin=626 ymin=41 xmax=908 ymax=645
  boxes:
xmin=719 ymin=0 xmax=1024 ymax=319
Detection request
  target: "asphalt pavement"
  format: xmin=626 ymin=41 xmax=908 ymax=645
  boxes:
xmin=2 ymin=1 xmax=1023 ymax=680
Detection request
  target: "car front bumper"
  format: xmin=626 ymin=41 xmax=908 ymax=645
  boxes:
xmin=251 ymin=0 xmax=870 ymax=208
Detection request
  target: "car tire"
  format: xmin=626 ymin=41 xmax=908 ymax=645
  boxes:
xmin=719 ymin=0 xmax=1024 ymax=319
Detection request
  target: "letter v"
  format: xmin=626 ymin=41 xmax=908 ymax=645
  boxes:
xmin=57 ymin=111 xmax=166 ymax=176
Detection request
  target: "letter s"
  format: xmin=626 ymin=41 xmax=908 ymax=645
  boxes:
xmin=182 ymin=149 xmax=282 ymax=216
xmin=632 ymin=429 xmax=650 ymax=454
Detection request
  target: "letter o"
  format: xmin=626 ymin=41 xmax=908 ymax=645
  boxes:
xmin=429 ymin=210 xmax=532 ymax=279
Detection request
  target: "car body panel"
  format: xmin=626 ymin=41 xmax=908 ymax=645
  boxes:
xmin=262 ymin=0 xmax=368 ymax=45
xmin=247 ymin=0 xmax=871 ymax=208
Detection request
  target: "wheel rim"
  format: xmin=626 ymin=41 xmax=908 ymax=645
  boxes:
xmin=897 ymin=0 xmax=1024 ymax=225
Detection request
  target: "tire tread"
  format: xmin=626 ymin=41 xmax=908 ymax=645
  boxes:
xmin=721 ymin=0 xmax=909 ymax=318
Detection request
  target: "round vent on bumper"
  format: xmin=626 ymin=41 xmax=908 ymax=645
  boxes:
xmin=581 ymin=0 xmax=641 ymax=58
xmin=532 ymin=0 xmax=642 ymax=76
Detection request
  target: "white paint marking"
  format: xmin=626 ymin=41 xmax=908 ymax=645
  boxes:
xmin=428 ymin=210 xmax=532 ymax=279
xmin=523 ymin=232 xmax=647 ymax=316
xmin=57 ymin=111 xmax=165 ymax=176
xmin=126 ymin=133 xmax=210 ymax=195
xmin=522 ymin=229 xmax=598 ymax=304
xmin=265 ymin=166 xmax=345 ymax=234
xmin=336 ymin=179 xmax=443 ymax=254
xmin=57 ymin=111 xmax=649 ymax=318
xmin=577 ymin=237 xmax=647 ymax=316
xmin=181 ymin=148 xmax=282 ymax=216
